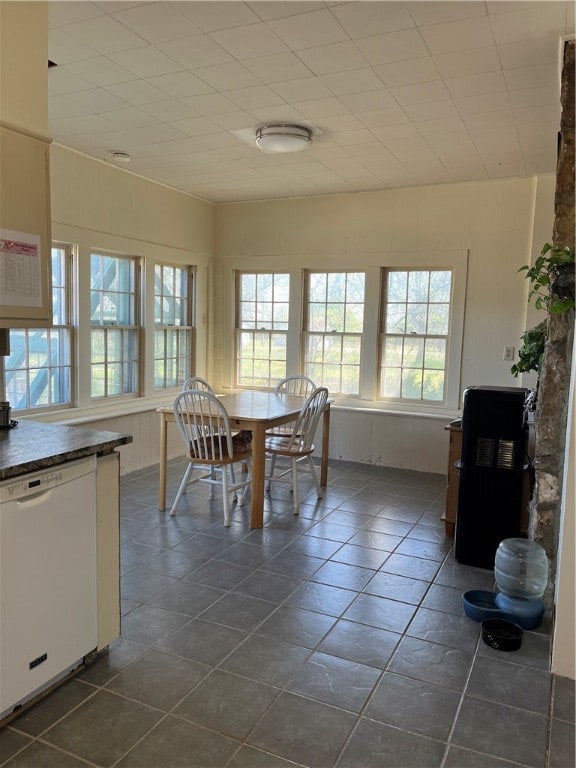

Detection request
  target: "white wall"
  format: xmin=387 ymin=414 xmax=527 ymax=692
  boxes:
xmin=213 ymin=176 xmax=552 ymax=473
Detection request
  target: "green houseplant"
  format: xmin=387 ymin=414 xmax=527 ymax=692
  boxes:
xmin=512 ymin=244 xmax=575 ymax=396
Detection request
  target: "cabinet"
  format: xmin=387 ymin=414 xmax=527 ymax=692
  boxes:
xmin=443 ymin=418 xmax=531 ymax=539
xmin=0 ymin=126 xmax=52 ymax=327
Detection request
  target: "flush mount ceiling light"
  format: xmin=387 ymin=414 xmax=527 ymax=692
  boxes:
xmin=255 ymin=124 xmax=312 ymax=154
xmin=110 ymin=151 xmax=131 ymax=163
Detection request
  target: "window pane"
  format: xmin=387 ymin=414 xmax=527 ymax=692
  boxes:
xmin=241 ymin=273 xmax=256 ymax=301
xmin=274 ymin=273 xmax=290 ymax=301
xmin=427 ymin=303 xmax=450 ymax=335
xmin=407 ymin=271 xmax=429 ymax=302
xmin=326 ymin=303 xmax=345 ymax=332
xmin=154 ymin=263 xmax=192 ymax=391
xmin=308 ymin=303 xmax=326 ymax=332
xmin=309 ymin=273 xmax=326 ymax=302
xmin=429 ymin=271 xmax=452 ymax=302
xmin=380 ymin=268 xmax=453 ymax=404
xmin=388 ymin=271 xmax=407 ymax=302
xmin=406 ymin=303 xmax=427 ymax=334
xmin=345 ymin=303 xmax=364 ymax=333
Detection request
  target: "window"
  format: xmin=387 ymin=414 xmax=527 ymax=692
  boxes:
xmin=90 ymin=252 xmax=139 ymax=398
xmin=304 ymin=271 xmax=365 ymax=395
xmin=5 ymin=245 xmax=72 ymax=411
xmin=379 ymin=269 xmax=452 ymax=402
xmin=154 ymin=263 xmax=193 ymax=389
xmin=236 ymin=272 xmax=290 ymax=388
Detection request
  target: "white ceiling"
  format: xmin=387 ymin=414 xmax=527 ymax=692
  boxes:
xmin=48 ymin=1 xmax=575 ymax=203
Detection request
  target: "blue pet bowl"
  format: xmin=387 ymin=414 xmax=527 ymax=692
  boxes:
xmin=494 ymin=593 xmax=545 ymax=630
xmin=462 ymin=590 xmax=502 ymax=622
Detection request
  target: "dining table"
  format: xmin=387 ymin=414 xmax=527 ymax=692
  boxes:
xmin=157 ymin=389 xmax=331 ymax=528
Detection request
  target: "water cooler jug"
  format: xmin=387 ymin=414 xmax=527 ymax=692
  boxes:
xmin=455 ymin=386 xmax=528 ymax=569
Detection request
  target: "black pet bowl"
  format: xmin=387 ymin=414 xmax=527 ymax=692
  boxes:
xmin=481 ymin=618 xmax=523 ymax=652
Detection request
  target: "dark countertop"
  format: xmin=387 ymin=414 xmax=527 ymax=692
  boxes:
xmin=0 ymin=420 xmax=133 ymax=480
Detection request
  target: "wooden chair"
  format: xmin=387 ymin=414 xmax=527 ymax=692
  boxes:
xmin=265 ymin=387 xmax=329 ymax=513
xmin=170 ymin=390 xmax=251 ymax=526
xmin=267 ymin=375 xmax=317 ymax=437
xmin=181 ymin=376 xmax=214 ymax=393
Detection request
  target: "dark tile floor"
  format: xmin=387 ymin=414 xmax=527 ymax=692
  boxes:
xmin=1 ymin=458 xmax=574 ymax=768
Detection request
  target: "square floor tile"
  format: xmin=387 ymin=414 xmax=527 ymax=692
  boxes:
xmin=0 ymin=729 xmax=32 ymax=764
xmin=41 ymin=690 xmax=163 ymax=768
xmin=343 ymin=593 xmax=416 ymax=634
xmin=407 ymin=606 xmax=480 ymax=651
xmin=77 ymin=637 xmax=149 ymax=686
xmin=0 ymin=741 xmax=88 ymax=767
xmin=317 ymin=618 xmax=401 ymax=669
xmin=444 ymin=745 xmax=521 ymax=767
xmin=365 ymin=671 xmax=461 ymax=740
xmin=329 ymin=543 xmax=390 ymax=569
xmin=228 ymin=745 xmax=303 ymax=767
xmin=548 ymin=718 xmax=576 ymax=768
xmin=120 ymin=604 xmax=192 ymax=646
xmin=257 ymin=605 xmax=336 ymax=648
xmin=380 ymin=552 xmax=441 ymax=581
xmin=198 ymin=592 xmax=277 ymax=632
xmin=247 ymin=691 xmax=356 ymax=766
xmin=466 ymin=655 xmax=552 ymax=714
xmin=174 ymin=668 xmax=278 ymax=738
xmin=311 ymin=560 xmax=375 ymax=591
xmin=388 ymin=635 xmax=473 ymax=691
xmin=147 ymin=580 xmax=225 ymax=616
xmin=219 ymin=634 xmax=310 ymax=687
xmin=105 ymin=649 xmax=210 ymax=710
xmin=452 ymin=695 xmax=548 ymax=767
xmin=158 ymin=619 xmax=247 ymax=665
xmin=287 ymin=651 xmax=380 ymax=712
xmin=363 ymin=571 xmax=430 ymax=604
xmin=285 ymin=581 xmax=357 ymax=617
xmin=185 ymin=559 xmax=253 ymax=590
xmin=115 ymin=714 xmax=238 ymax=768
xmin=337 ymin=717 xmax=445 ymax=768
xmin=553 ymin=675 xmax=575 ymax=722
xmin=260 ymin=549 xmax=326 ymax=579
xmin=9 ymin=680 xmax=95 ymax=737
xmin=233 ymin=571 xmax=302 ymax=602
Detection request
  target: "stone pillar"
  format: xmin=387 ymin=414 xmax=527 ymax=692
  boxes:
xmin=530 ymin=40 xmax=575 ymax=605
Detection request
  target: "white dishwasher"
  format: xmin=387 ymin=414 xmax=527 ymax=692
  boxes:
xmin=0 ymin=455 xmax=98 ymax=719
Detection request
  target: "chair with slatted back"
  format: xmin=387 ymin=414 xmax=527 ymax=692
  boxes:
xmin=265 ymin=386 xmax=328 ymax=513
xmin=267 ymin=376 xmax=317 ymax=438
xmin=170 ymin=389 xmax=251 ymax=526
xmin=181 ymin=376 xmax=214 ymax=394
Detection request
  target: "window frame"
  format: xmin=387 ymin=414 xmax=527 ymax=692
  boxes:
xmin=153 ymin=262 xmax=194 ymax=391
xmin=4 ymin=243 xmax=74 ymax=414
xmin=89 ymin=250 xmax=141 ymax=401
xmin=234 ymin=270 xmax=291 ymax=390
xmin=303 ymin=269 xmax=366 ymax=397
xmin=378 ymin=267 xmax=454 ymax=406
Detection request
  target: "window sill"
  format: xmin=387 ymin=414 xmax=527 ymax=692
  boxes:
xmin=18 ymin=393 xmax=179 ymax=426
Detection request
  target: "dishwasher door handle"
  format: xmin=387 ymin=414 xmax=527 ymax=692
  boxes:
xmin=17 ymin=488 xmax=55 ymax=507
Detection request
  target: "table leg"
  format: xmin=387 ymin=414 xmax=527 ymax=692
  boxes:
xmin=250 ymin=423 xmax=265 ymax=528
xmin=159 ymin=414 xmax=168 ymax=511
xmin=320 ymin=405 xmax=330 ymax=487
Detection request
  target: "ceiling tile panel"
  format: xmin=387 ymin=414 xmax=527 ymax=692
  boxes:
xmin=453 ymin=91 xmax=511 ymax=116
xmin=141 ymin=99 xmax=200 ymax=122
xmin=146 ymin=72 xmax=216 ymax=99
xmin=65 ymin=57 xmax=136 ymax=86
xmin=320 ymin=68 xmax=385 ymax=96
xmin=72 ymin=87 xmax=132 ymax=113
xmin=181 ymin=93 xmax=242 ymax=115
xmin=173 ymin=1 xmax=260 ymax=32
xmin=403 ymin=99 xmax=459 ymax=122
xmin=389 ymin=80 xmax=451 ymax=106
xmin=358 ymin=107 xmax=412 ymax=129
xmin=48 ymin=66 xmax=98 ymax=94
xmin=49 ymin=1 xmax=104 ymax=28
xmin=331 ymin=2 xmax=414 ymax=39
xmin=223 ymin=85 xmax=286 ymax=110
xmin=109 ymin=46 xmax=184 ymax=78
xmin=59 ymin=15 xmax=146 ymax=54
xmin=496 ymin=39 xmax=559 ymax=69
xmin=504 ymin=65 xmax=560 ymax=92
xmin=212 ymin=23 xmax=289 ymax=59
xmin=419 ymin=16 xmax=495 ymax=54
xmin=49 ymin=94 xmax=95 ymax=118
xmin=339 ymin=90 xmax=398 ymax=113
xmin=375 ymin=57 xmax=441 ymax=88
xmin=192 ymin=62 xmax=261 ymax=91
xmin=268 ymin=9 xmax=349 ymax=49
xmin=98 ymin=106 xmax=160 ymax=130
xmin=248 ymin=3 xmax=326 ymax=22
xmin=488 ymin=4 xmax=568 ymax=45
xmin=104 ymin=80 xmax=170 ymax=105
xmin=415 ymin=116 xmax=467 ymax=137
xmin=295 ymin=41 xmax=369 ymax=76
xmin=444 ymin=71 xmax=507 ymax=98
xmin=157 ymin=35 xmax=234 ymax=69
xmin=49 ymin=30 xmax=100 ymax=64
xmin=433 ymin=46 xmax=501 ymax=79
xmin=356 ymin=28 xmax=429 ymax=66
xmin=292 ymin=98 xmax=350 ymax=119
xmin=407 ymin=1 xmax=487 ymax=27
xmin=242 ymin=52 xmax=313 ymax=83
xmin=270 ymin=77 xmax=333 ymax=102
xmin=112 ymin=3 xmax=201 ymax=43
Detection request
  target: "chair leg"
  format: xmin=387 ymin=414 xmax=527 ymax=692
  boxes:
xmin=266 ymin=454 xmax=277 ymax=492
xmin=291 ymin=456 xmax=300 ymax=514
xmin=222 ymin=464 xmax=231 ymax=527
xmin=230 ymin=463 xmax=237 ymax=501
xmin=307 ymin=455 xmax=323 ymax=499
xmin=170 ymin=463 xmax=193 ymax=516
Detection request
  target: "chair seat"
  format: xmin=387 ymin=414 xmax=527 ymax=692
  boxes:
xmin=265 ymin=435 xmax=315 ymax=456
xmin=188 ymin=441 xmax=250 ymax=463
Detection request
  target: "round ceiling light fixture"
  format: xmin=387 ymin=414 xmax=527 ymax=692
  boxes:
xmin=111 ymin=150 xmax=131 ymax=163
xmin=255 ymin=124 xmax=312 ymax=154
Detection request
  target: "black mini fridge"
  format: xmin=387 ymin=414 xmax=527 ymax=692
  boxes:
xmin=454 ymin=386 xmax=528 ymax=569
